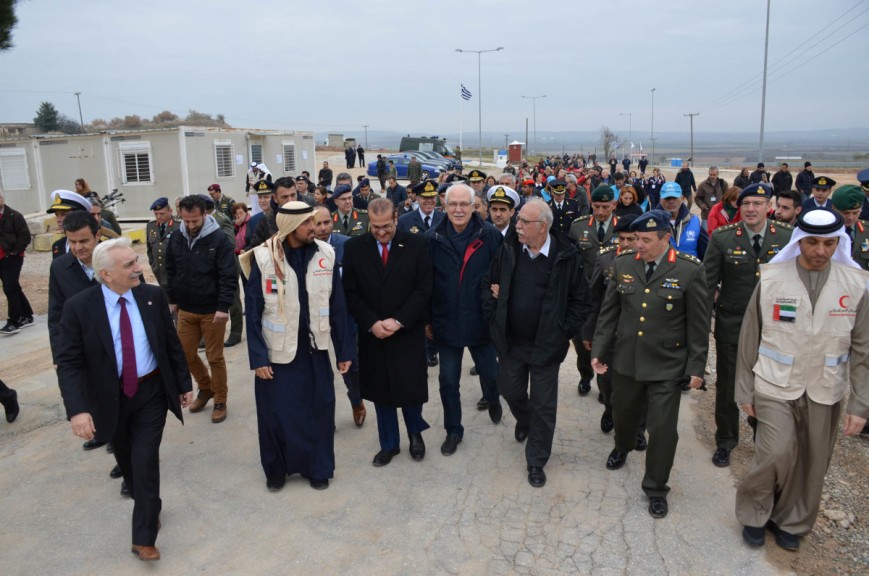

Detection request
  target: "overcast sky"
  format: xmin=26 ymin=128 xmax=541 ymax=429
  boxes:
xmin=2 ymin=0 xmax=868 ymax=138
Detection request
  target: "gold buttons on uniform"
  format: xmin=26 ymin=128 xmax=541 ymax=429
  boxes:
xmin=644 ymin=288 xmax=650 ymax=294
xmin=642 ymin=303 xmax=647 ymax=308
xmin=638 ymin=331 xmax=644 ymax=336
xmin=640 ymin=317 xmax=645 ymax=322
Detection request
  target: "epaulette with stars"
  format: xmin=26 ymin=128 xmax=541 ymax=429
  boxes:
xmin=769 ymin=219 xmax=793 ymax=230
xmin=599 ymin=244 xmax=618 ymax=255
xmin=615 ymin=248 xmax=637 ymax=258
xmin=714 ymin=222 xmax=740 ymax=234
xmin=677 ymin=252 xmax=702 ymax=265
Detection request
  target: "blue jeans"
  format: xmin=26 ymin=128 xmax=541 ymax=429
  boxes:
xmin=437 ymin=342 xmax=499 ymax=437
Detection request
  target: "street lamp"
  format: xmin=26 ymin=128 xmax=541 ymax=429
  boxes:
xmin=456 ymin=46 xmax=504 ymax=167
xmin=74 ymin=92 xmax=84 ymax=130
xmin=619 ymin=112 xmax=632 ymax=162
xmin=650 ymin=88 xmax=656 ymax=165
xmin=521 ymin=95 xmax=546 ymax=157
xmin=362 ymin=124 xmax=369 ymax=149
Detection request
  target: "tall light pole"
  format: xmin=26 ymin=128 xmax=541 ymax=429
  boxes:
xmin=456 ymin=46 xmax=504 ymax=167
xmin=74 ymin=91 xmax=84 ymax=129
xmin=684 ymin=112 xmax=699 ymax=164
xmin=521 ymin=94 xmax=546 ymax=157
xmin=619 ymin=112 xmax=632 ymax=160
xmin=758 ymin=0 xmax=771 ymax=163
xmin=650 ymin=88 xmax=656 ymax=165
xmin=362 ymin=124 xmax=369 ymax=149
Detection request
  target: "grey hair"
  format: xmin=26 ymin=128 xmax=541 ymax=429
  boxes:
xmin=565 ymin=174 xmax=578 ymax=185
xmin=92 ymin=237 xmax=133 ymax=285
xmin=498 ymin=173 xmax=517 ymax=187
xmin=709 ymin=166 xmax=719 ymax=173
xmin=523 ymin=198 xmax=553 ymax=230
xmin=444 ymin=183 xmax=473 ymax=205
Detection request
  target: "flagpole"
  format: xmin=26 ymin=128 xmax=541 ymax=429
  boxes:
xmin=459 ymin=84 xmax=463 ymax=153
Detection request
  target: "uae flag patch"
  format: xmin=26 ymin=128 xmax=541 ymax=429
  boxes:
xmin=773 ymin=303 xmax=796 ymax=322
xmin=265 ymin=275 xmax=281 ymax=294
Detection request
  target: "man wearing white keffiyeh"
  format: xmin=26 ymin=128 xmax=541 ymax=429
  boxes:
xmin=735 ymin=208 xmax=869 ymax=551
xmin=240 ymin=201 xmax=353 ymax=492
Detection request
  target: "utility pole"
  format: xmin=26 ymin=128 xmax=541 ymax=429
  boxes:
xmin=684 ymin=113 xmax=699 ymax=164
xmin=758 ymin=0 xmax=771 ymax=163
xmin=650 ymin=88 xmax=656 ymax=165
xmin=362 ymin=125 xmax=369 ymax=149
xmin=620 ymin=112 xmax=632 ymax=160
xmin=521 ymin=94 xmax=546 ymax=156
xmin=525 ymin=118 xmax=529 ymax=162
xmin=74 ymin=92 xmax=84 ymax=129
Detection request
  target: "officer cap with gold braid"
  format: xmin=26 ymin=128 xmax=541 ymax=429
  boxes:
xmin=412 ymin=180 xmax=439 ymax=198
xmin=550 ymin=180 xmax=568 ymax=195
xmin=46 ymin=190 xmax=90 ymax=214
xmin=254 ymin=179 xmax=275 ymax=195
xmin=811 ymin=176 xmax=836 ymax=189
xmin=486 ymin=185 xmax=520 ymax=208
xmin=628 ymin=209 xmax=671 ymax=232
xmin=467 ymin=169 xmax=487 ymax=182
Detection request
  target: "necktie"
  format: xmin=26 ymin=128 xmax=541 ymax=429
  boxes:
xmin=159 ymin=223 xmax=166 ymax=238
xmin=381 ymin=242 xmax=389 ymax=266
xmin=119 ymin=297 xmax=138 ymax=398
xmin=752 ymin=234 xmax=762 ymax=256
xmin=343 ymin=215 xmax=349 ymax=232
xmin=645 ymin=261 xmax=656 ymax=281
xmin=598 ymin=222 xmax=606 ymax=242
xmin=424 ymin=215 xmax=431 ymax=230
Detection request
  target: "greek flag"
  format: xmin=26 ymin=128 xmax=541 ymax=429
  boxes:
xmin=461 ymin=85 xmax=472 ymax=101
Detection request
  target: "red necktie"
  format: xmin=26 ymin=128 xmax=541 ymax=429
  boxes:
xmin=119 ymin=297 xmax=138 ymax=398
xmin=381 ymin=242 xmax=389 ymax=266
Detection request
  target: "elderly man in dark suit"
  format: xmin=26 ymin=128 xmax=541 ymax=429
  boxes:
xmin=56 ymin=238 xmax=193 ymax=561
xmin=342 ymin=198 xmax=433 ymax=465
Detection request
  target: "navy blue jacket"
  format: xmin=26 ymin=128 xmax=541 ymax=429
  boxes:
xmin=398 ymin=209 xmax=444 ymax=234
xmin=426 ymin=213 xmax=503 ymax=347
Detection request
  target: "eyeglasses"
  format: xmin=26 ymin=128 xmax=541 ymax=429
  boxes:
xmin=370 ymin=223 xmax=395 ymax=233
xmin=446 ymin=201 xmax=472 ymax=209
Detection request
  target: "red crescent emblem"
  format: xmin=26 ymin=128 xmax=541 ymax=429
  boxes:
xmin=839 ymin=295 xmax=850 ymax=308
xmin=318 ymin=258 xmax=327 ymax=268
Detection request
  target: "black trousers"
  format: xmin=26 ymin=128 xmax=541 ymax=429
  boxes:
xmin=0 ymin=255 xmax=32 ymax=323
xmin=715 ymin=341 xmax=740 ymax=451
xmin=498 ymin=343 xmax=560 ymax=468
xmin=113 ymin=375 xmax=167 ymax=546
xmin=612 ymin=371 xmax=681 ymax=498
xmin=572 ymin=338 xmax=594 ymax=382
xmin=0 ymin=378 xmax=14 ymax=401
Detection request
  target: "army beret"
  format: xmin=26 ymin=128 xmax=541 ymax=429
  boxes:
xmin=591 ymin=185 xmax=615 ymax=202
xmin=811 ymin=176 xmax=836 ymax=189
xmin=467 ymin=169 xmax=486 ymax=182
xmin=614 ymin=214 xmax=638 ymax=233
xmin=550 ymin=180 xmax=567 ymax=194
xmin=857 ymin=168 xmax=869 ymax=185
xmin=412 ymin=180 xmax=439 ymax=198
xmin=737 ymin=182 xmax=773 ymax=206
xmin=207 ymin=183 xmax=221 ymax=192
xmin=255 ymin=179 xmax=275 ymax=194
xmin=198 ymin=194 xmax=215 ymax=209
xmin=150 ymin=197 xmax=169 ymax=211
xmin=486 ymin=185 xmax=520 ymax=208
xmin=832 ymin=185 xmax=864 ymax=211
xmin=629 ymin=209 xmax=671 ymax=232
xmin=797 ymin=208 xmax=843 ymax=235
xmin=333 ymin=184 xmax=353 ymax=198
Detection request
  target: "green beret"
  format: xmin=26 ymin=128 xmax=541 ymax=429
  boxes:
xmin=591 ymin=185 xmax=615 ymax=202
xmin=832 ymin=185 xmax=864 ymax=211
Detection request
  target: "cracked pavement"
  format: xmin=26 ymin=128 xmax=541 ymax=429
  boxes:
xmin=0 ymin=317 xmax=787 ymax=574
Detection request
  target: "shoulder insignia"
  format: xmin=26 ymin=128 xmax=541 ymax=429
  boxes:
xmin=587 ymin=216 xmax=595 ymax=226
xmin=600 ymin=245 xmax=618 ymax=254
xmin=677 ymin=252 xmax=702 ymax=265
xmin=717 ymin=222 xmax=739 ymax=232
xmin=357 ymin=209 xmax=368 ymax=214
xmin=769 ymin=219 xmax=793 ymax=230
xmin=858 ymin=221 xmax=865 ymax=233
xmin=615 ymin=248 xmax=636 ymax=258
xmin=667 ymin=248 xmax=677 ymax=263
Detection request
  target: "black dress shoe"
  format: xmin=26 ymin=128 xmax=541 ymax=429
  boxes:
xmin=514 ymin=422 xmax=529 ymax=442
xmin=82 ymin=439 xmax=106 ymax=451
xmin=635 ymin=432 xmax=647 ymax=451
xmin=409 ymin=434 xmax=426 ymax=461
xmin=600 ymin=413 xmax=614 ymax=433
xmin=109 ymin=465 xmax=123 ymax=479
xmin=488 ymin=400 xmax=502 ymax=424
xmin=105 ymin=442 xmax=113 ymax=454
xmin=606 ymin=449 xmax=626 ymax=470
xmin=742 ymin=525 xmax=765 ymax=547
xmin=426 ymin=354 xmax=438 ymax=367
xmin=578 ymin=378 xmax=591 ymax=396
xmin=266 ymin=475 xmax=285 ymax=492
xmin=648 ymin=496 xmax=668 ymax=518
xmin=2 ymin=389 xmax=19 ymax=422
xmin=766 ymin=521 xmax=800 ymax=551
xmin=476 ymin=397 xmax=489 ymax=411
xmin=470 ymin=366 xmax=478 ymax=376
xmin=712 ymin=447 xmax=731 ymax=468
xmin=372 ymin=447 xmax=401 ymax=467
xmin=527 ymin=465 xmax=546 ymax=488
xmin=440 ymin=433 xmax=462 ymax=456
xmin=120 ymin=481 xmax=131 ymax=498
xmin=309 ymin=478 xmax=329 ymax=490
xmin=223 ymin=336 xmax=241 ymax=347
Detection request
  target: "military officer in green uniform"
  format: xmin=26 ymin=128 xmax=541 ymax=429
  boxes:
xmin=145 ymin=197 xmax=180 ymax=291
xmin=207 ymin=184 xmax=236 ymax=219
xmin=569 ymin=185 xmax=620 ymax=396
xmin=591 ymin=209 xmax=710 ymax=519
xmin=703 ymin=182 xmax=793 ymax=467
xmin=831 ymin=185 xmax=869 ymax=271
xmin=331 ymin=184 xmax=369 ymax=237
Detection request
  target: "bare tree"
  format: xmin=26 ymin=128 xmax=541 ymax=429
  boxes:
xmin=599 ymin=126 xmax=623 ymax=162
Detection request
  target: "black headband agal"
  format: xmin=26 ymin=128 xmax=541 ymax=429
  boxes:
xmin=276 ymin=205 xmax=315 ymax=216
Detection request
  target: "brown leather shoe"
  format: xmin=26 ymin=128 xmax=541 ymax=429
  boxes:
xmin=352 ymin=403 xmax=366 ymax=427
xmin=211 ymin=403 xmax=227 ymax=423
xmin=188 ymin=391 xmax=213 ymax=413
xmin=131 ymin=545 xmax=161 ymax=561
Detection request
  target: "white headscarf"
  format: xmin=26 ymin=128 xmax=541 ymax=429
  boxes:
xmin=769 ymin=209 xmax=859 ymax=269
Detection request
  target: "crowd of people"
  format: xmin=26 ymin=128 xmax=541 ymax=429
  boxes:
xmin=1 ymin=158 xmax=868 ymax=562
